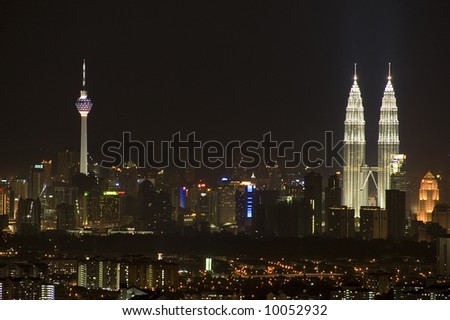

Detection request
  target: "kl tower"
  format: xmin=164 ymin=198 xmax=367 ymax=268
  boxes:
xmin=75 ymin=59 xmax=93 ymax=175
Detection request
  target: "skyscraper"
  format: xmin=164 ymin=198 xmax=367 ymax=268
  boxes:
xmin=137 ymin=180 xmax=172 ymax=232
xmin=325 ymin=172 xmax=342 ymax=209
xmin=360 ymin=206 xmax=388 ymax=240
xmin=120 ymin=162 xmax=138 ymax=198
xmin=432 ymin=203 xmax=450 ymax=233
xmin=216 ymin=178 xmax=238 ymax=227
xmin=235 ymin=182 xmax=255 ymax=232
xmin=57 ymin=150 xmax=79 ymax=181
xmin=17 ymin=198 xmax=41 ymax=235
xmin=343 ymin=64 xmax=402 ymax=217
xmin=29 ymin=164 xmax=44 ymax=199
xmin=266 ymin=198 xmax=312 ymax=238
xmin=10 ymin=178 xmax=28 ymax=222
xmin=377 ymin=64 xmax=400 ymax=208
xmin=56 ymin=203 xmax=76 ymax=231
xmin=325 ymin=172 xmax=342 ymax=230
xmin=304 ymin=171 xmax=323 ymax=234
xmin=386 ymin=189 xmax=406 ymax=241
xmin=252 ymin=189 xmax=279 ymax=235
xmin=75 ymin=60 xmax=93 ymax=175
xmin=326 ymin=206 xmax=355 ymax=238
xmin=0 ymin=185 xmax=13 ymax=231
xmin=42 ymin=160 xmax=53 ymax=184
xmin=437 ymin=236 xmax=450 ymax=276
xmin=137 ymin=180 xmax=156 ymax=230
xmin=10 ymin=178 xmax=28 ymax=199
xmin=189 ymin=183 xmax=214 ymax=226
xmin=418 ymin=171 xmax=439 ymax=222
xmin=343 ymin=65 xmax=367 ymax=218
xmin=0 ymin=186 xmax=14 ymax=217
xmin=390 ymin=154 xmax=407 ymax=191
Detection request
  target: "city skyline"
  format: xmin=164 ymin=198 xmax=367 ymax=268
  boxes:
xmin=3 ymin=1 xmax=450 ymax=303
xmin=1 ymin=1 xmax=450 ymax=180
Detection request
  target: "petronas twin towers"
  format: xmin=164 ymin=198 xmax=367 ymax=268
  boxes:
xmin=343 ymin=64 xmax=400 ymax=217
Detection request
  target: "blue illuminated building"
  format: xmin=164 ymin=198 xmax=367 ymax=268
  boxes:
xmin=180 ymin=186 xmax=187 ymax=209
xmin=246 ymin=185 xmax=253 ymax=218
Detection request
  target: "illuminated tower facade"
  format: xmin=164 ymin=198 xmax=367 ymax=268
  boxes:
xmin=343 ymin=65 xmax=367 ymax=218
xmin=390 ymin=154 xmax=407 ymax=191
xmin=418 ymin=171 xmax=439 ymax=222
xmin=377 ymin=64 xmax=400 ymax=208
xmin=75 ymin=60 xmax=93 ymax=175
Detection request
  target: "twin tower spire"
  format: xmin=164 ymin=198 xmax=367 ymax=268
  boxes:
xmin=343 ymin=63 xmax=400 ymax=217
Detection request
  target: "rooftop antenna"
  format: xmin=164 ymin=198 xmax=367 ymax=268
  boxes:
xmin=82 ymin=59 xmax=86 ymax=88
xmin=388 ymin=62 xmax=392 ymax=80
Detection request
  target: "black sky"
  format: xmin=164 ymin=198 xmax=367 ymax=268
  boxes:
xmin=1 ymin=0 xmax=449 ymax=179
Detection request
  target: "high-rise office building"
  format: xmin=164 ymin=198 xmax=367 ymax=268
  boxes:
xmin=29 ymin=164 xmax=45 ymax=199
xmin=17 ymin=198 xmax=41 ymax=235
xmin=120 ymin=162 xmax=138 ymax=198
xmin=257 ymin=164 xmax=282 ymax=190
xmin=184 ymin=166 xmax=196 ymax=187
xmin=75 ymin=60 xmax=93 ymax=175
xmin=216 ymin=178 xmax=238 ymax=226
xmin=0 ymin=214 xmax=8 ymax=231
xmin=172 ymin=186 xmax=188 ymax=226
xmin=266 ymin=199 xmax=312 ymax=238
xmin=83 ymin=189 xmax=101 ymax=226
xmin=390 ymin=154 xmax=407 ymax=192
xmin=10 ymin=178 xmax=28 ymax=221
xmin=325 ymin=172 xmax=342 ymax=232
xmin=386 ymin=189 xmax=406 ymax=241
xmin=360 ymin=206 xmax=387 ymax=240
xmin=377 ymin=64 xmax=400 ymax=208
xmin=99 ymin=191 xmax=122 ymax=227
xmin=0 ymin=180 xmax=11 ymax=231
xmin=437 ymin=237 xmax=450 ymax=276
xmin=252 ymin=189 xmax=280 ymax=235
xmin=137 ymin=180 xmax=156 ymax=230
xmin=436 ymin=173 xmax=449 ymax=204
xmin=0 ymin=186 xmax=14 ymax=217
xmin=235 ymin=181 xmax=255 ymax=232
xmin=52 ymin=185 xmax=78 ymax=208
xmin=57 ymin=150 xmax=79 ymax=181
xmin=343 ymin=65 xmax=367 ymax=218
xmin=56 ymin=203 xmax=76 ymax=231
xmin=283 ymin=176 xmax=303 ymax=200
xmin=10 ymin=178 xmax=28 ymax=199
xmin=325 ymin=172 xmax=342 ymax=209
xmin=189 ymin=183 xmax=214 ymax=226
xmin=326 ymin=206 xmax=355 ymax=238
xmin=432 ymin=203 xmax=450 ymax=234
xmin=137 ymin=180 xmax=172 ymax=232
xmin=41 ymin=160 xmax=53 ymax=184
xmin=418 ymin=171 xmax=439 ymax=222
xmin=304 ymin=171 xmax=323 ymax=234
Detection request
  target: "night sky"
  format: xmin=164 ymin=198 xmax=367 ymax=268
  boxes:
xmin=1 ymin=0 xmax=449 ymax=180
